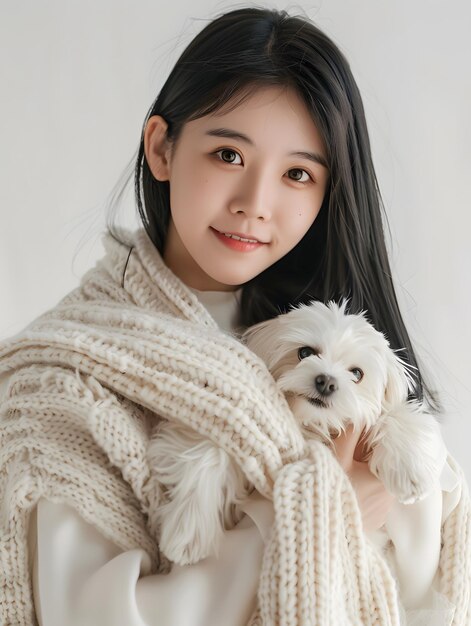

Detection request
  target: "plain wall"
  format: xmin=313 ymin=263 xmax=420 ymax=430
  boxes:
xmin=1 ymin=0 xmax=470 ymax=479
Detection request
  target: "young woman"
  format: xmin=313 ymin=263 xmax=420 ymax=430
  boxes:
xmin=0 ymin=7 xmax=469 ymax=626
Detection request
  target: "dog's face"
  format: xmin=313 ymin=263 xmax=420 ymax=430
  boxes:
xmin=243 ymin=300 xmax=414 ymax=442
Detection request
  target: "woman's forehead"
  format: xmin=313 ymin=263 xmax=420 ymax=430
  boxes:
xmin=184 ymin=85 xmax=327 ymax=159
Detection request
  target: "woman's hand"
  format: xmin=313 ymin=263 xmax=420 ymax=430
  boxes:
xmin=332 ymin=424 xmax=395 ymax=532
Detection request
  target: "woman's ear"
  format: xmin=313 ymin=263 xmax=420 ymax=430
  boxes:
xmin=144 ymin=115 xmax=173 ymax=181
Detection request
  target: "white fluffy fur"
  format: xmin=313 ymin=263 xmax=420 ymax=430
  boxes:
xmin=149 ymin=298 xmax=445 ymax=570
xmin=244 ymin=299 xmax=444 ymax=504
xmin=148 ymin=420 xmax=250 ymax=564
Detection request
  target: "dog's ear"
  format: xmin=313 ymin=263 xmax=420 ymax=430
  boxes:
xmin=242 ymin=318 xmax=282 ymax=371
xmin=383 ymin=349 xmax=410 ymax=407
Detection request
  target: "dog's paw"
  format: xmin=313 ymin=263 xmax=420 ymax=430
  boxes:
xmin=367 ymin=404 xmax=445 ymax=505
xmin=387 ymin=468 xmax=434 ymax=505
xmin=159 ymin=531 xmax=217 ymax=566
xmin=158 ymin=499 xmax=222 ymax=565
xmin=369 ymin=449 xmax=439 ymax=504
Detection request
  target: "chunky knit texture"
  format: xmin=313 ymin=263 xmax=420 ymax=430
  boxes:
xmin=0 ymin=228 xmax=470 ymax=626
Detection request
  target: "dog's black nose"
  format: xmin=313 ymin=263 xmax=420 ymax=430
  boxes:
xmin=315 ymin=374 xmax=338 ymax=396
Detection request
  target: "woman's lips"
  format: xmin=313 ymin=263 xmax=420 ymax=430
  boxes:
xmin=211 ymin=228 xmax=267 ymax=252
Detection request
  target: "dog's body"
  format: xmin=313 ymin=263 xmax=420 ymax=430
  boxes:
xmin=149 ymin=300 xmax=446 ymax=609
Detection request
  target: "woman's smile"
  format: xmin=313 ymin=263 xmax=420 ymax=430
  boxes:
xmin=210 ymin=227 xmax=268 ymax=252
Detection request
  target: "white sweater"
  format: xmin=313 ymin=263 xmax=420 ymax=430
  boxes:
xmin=16 ymin=287 xmax=460 ymax=626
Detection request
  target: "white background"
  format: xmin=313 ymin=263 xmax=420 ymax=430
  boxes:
xmin=1 ymin=0 xmax=470 ymax=479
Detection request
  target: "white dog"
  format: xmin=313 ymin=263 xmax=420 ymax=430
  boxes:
xmin=243 ymin=299 xmax=444 ymax=501
xmin=149 ymin=299 xmax=446 ymax=607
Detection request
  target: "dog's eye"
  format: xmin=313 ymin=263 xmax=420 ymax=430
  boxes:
xmin=350 ymin=367 xmax=364 ymax=383
xmin=298 ymin=346 xmax=318 ymax=360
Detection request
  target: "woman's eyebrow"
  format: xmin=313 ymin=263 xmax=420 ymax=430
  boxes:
xmin=205 ymin=127 xmax=328 ymax=169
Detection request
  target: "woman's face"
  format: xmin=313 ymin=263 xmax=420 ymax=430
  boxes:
xmin=145 ymin=85 xmax=330 ymax=291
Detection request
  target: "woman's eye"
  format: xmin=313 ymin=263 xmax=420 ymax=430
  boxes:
xmin=214 ymin=148 xmax=242 ymax=165
xmin=350 ymin=367 xmax=364 ymax=383
xmin=298 ymin=346 xmax=318 ymax=360
xmin=213 ymin=150 xmax=312 ymax=184
xmin=287 ymin=168 xmax=312 ymax=183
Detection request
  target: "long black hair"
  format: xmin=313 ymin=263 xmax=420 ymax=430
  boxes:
xmin=107 ymin=6 xmax=441 ymax=413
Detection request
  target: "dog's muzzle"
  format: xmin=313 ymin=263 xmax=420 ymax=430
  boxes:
xmin=315 ymin=374 xmax=338 ymax=396
xmin=307 ymin=397 xmax=329 ymax=408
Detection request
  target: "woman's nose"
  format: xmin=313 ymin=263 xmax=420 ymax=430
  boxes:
xmin=229 ymin=170 xmax=274 ymax=221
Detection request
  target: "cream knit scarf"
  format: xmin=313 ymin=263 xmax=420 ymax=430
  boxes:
xmin=0 ymin=228 xmax=470 ymax=626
